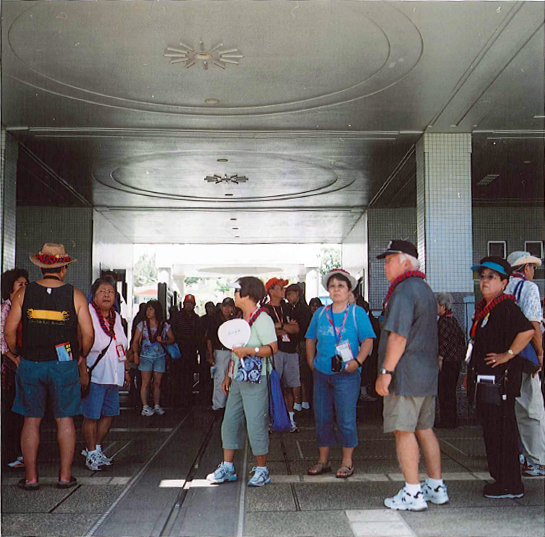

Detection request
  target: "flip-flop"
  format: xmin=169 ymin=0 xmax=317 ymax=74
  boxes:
xmin=336 ymin=465 xmax=354 ymax=478
xmin=57 ymin=476 xmax=78 ymax=489
xmin=307 ymin=462 xmax=331 ymax=475
xmin=17 ymin=478 xmax=39 ymax=491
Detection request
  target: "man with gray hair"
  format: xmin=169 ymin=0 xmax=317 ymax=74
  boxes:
xmin=375 ymin=240 xmax=448 ymax=511
xmin=505 ymin=251 xmax=545 ymax=477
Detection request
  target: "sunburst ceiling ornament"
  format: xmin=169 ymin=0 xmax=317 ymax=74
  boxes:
xmin=204 ymin=174 xmax=249 ymax=184
xmin=164 ymin=40 xmax=243 ymax=70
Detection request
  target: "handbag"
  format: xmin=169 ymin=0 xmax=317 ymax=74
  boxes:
xmin=165 ymin=343 xmax=182 ymax=359
xmin=81 ymin=337 xmax=113 ymax=398
xmin=268 ymin=354 xmax=292 ymax=432
xmin=476 ymin=371 xmax=507 ymax=407
xmin=235 ymin=355 xmax=263 ymax=383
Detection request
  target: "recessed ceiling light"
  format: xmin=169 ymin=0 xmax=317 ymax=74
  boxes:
xmin=230 ymin=218 xmax=237 ymax=221
xmin=225 ymin=193 xmax=234 ymax=197
xmin=235 ymin=235 xmax=240 ymax=238
xmin=523 ymin=160 xmax=532 ymax=164
xmin=217 ymin=158 xmax=229 ymax=162
xmin=205 ymin=98 xmax=220 ymax=105
xmin=232 ymin=227 xmax=239 ymax=230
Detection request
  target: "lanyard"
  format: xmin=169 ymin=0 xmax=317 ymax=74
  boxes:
xmin=325 ymin=305 xmax=350 ymax=344
xmin=270 ymin=304 xmax=283 ymax=324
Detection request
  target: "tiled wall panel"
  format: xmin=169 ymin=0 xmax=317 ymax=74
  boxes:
xmin=16 ymin=207 xmax=93 ymax=293
xmin=2 ymin=131 xmax=18 ymax=272
xmin=342 ymin=212 xmax=367 ymax=286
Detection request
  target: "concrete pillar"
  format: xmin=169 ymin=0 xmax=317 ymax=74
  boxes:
xmin=416 ymin=132 xmax=474 ymax=327
xmin=1 ymin=129 xmax=18 ymax=273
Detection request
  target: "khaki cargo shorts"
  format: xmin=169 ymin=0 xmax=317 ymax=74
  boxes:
xmin=383 ymin=394 xmax=436 ymax=433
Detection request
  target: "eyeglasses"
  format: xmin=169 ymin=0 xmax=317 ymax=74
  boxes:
xmin=479 ymin=273 xmax=500 ymax=281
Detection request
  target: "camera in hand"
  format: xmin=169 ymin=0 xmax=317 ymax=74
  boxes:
xmin=331 ymin=354 xmax=343 ymax=373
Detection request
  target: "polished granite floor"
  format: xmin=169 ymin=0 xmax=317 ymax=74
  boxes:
xmin=2 ymin=401 xmax=544 ymax=537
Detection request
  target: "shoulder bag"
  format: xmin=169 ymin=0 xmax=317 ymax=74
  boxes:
xmin=81 ymin=337 xmax=113 ymax=398
xmin=267 ymin=347 xmax=292 ymax=432
xmin=513 ymin=281 xmax=540 ymax=375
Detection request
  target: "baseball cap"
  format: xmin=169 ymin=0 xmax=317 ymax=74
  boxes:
xmin=507 ymin=251 xmax=542 ymax=268
xmin=265 ymin=277 xmax=289 ymax=291
xmin=183 ymin=294 xmax=196 ymax=303
xmin=222 ymin=297 xmax=235 ymax=307
xmin=470 ymin=256 xmax=512 ymax=277
xmin=285 ymin=283 xmax=303 ymax=294
xmin=377 ymin=240 xmax=418 ymax=260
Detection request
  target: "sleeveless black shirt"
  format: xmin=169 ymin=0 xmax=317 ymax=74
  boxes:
xmin=22 ymin=282 xmax=79 ymax=362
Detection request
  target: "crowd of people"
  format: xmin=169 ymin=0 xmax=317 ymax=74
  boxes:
xmin=1 ymin=240 xmax=544 ymax=510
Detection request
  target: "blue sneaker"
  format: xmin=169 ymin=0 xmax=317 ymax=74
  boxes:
xmin=206 ymin=463 xmax=237 ymax=484
xmin=248 ymin=466 xmax=271 ymax=487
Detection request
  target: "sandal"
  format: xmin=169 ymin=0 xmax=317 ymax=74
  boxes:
xmin=307 ymin=462 xmax=331 ymax=476
xmin=17 ymin=478 xmax=39 ymax=491
xmin=336 ymin=464 xmax=354 ymax=478
xmin=57 ymin=476 xmax=78 ymax=489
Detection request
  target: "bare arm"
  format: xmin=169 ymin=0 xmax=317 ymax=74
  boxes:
xmin=74 ymin=289 xmax=94 ymax=360
xmin=375 ymin=332 xmax=407 ymax=396
xmin=530 ymin=321 xmax=543 ymax=368
xmin=4 ymin=287 xmax=25 ymax=356
xmin=163 ymin=327 xmax=175 ymax=346
xmin=130 ymin=327 xmax=142 ymax=354
xmin=484 ymin=329 xmax=535 ymax=368
xmin=282 ymin=320 xmax=300 ymax=335
xmin=306 ymin=338 xmax=316 ymax=370
xmin=232 ymin=341 xmax=278 ymax=359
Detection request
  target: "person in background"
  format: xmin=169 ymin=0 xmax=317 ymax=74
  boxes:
xmin=128 ymin=303 xmax=147 ymax=409
xmin=1 ymin=268 xmax=29 ymax=469
xmin=285 ymin=284 xmax=313 ymax=411
xmin=199 ymin=301 xmax=217 ymax=404
xmin=131 ymin=300 xmax=175 ymax=416
xmin=359 ymin=299 xmax=380 ymax=403
xmin=81 ymin=278 xmax=130 ymax=471
xmin=5 ymin=243 xmax=94 ymax=490
xmin=207 ymin=277 xmax=278 ymax=487
xmin=505 ymin=251 xmax=545 ymax=477
xmin=467 ymin=256 xmax=533 ymax=499
xmin=169 ymin=294 xmax=201 ymax=407
xmin=309 ymin=297 xmax=323 ymax=315
xmin=435 ymin=293 xmax=466 ymax=429
xmin=306 ymin=269 xmax=375 ymax=479
xmin=206 ymin=297 xmax=235 ymax=411
xmin=375 ymin=240 xmax=447 ymax=511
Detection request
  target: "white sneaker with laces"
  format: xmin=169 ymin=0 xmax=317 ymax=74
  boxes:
xmin=206 ymin=463 xmax=237 ymax=484
xmin=86 ymin=451 xmax=103 ymax=472
xmin=384 ymin=487 xmax=428 ymax=511
xmin=98 ymin=451 xmax=114 ymax=466
xmin=141 ymin=405 xmax=154 ymax=417
xmin=421 ymin=481 xmax=449 ymax=504
xmin=289 ymin=421 xmax=299 ymax=433
xmin=248 ymin=467 xmax=271 ymax=487
xmin=154 ymin=405 xmax=166 ymax=415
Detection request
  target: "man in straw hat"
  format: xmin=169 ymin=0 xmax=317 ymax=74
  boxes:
xmin=4 ymin=243 xmax=94 ymax=490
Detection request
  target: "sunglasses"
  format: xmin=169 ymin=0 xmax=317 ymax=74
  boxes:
xmin=479 ymin=273 xmax=501 ymax=281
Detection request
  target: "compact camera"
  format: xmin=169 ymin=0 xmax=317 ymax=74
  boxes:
xmin=331 ymin=354 xmax=343 ymax=373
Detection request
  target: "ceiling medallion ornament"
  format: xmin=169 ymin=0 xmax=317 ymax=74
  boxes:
xmin=204 ymin=174 xmax=249 ymax=184
xmin=164 ymin=40 xmax=243 ymax=70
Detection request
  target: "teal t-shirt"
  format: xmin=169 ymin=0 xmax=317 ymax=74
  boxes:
xmin=232 ymin=312 xmax=277 ymax=377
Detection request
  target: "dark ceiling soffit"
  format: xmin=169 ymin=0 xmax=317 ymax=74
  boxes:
xmin=18 ymin=143 xmax=92 ymax=208
xmin=94 ymin=207 xmax=366 ymax=213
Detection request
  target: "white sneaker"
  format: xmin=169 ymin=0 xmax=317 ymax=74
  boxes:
xmin=141 ymin=405 xmax=154 ymax=417
xmin=301 ymin=402 xmax=310 ymax=410
xmin=248 ymin=467 xmax=271 ymax=487
xmin=98 ymin=451 xmax=114 ymax=466
xmin=206 ymin=462 xmax=237 ymax=484
xmin=293 ymin=403 xmax=302 ymax=412
xmin=384 ymin=487 xmax=428 ymax=511
xmin=86 ymin=451 xmax=103 ymax=472
xmin=153 ymin=405 xmax=165 ymax=415
xmin=421 ymin=481 xmax=449 ymax=504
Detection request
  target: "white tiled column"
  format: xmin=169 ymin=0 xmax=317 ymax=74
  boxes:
xmin=416 ymin=133 xmax=473 ymax=294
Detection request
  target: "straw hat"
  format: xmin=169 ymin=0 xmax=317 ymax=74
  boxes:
xmin=29 ymin=243 xmax=77 ymax=269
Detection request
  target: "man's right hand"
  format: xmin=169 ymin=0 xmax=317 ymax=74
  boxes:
xmin=375 ymin=373 xmax=391 ymax=396
xmin=221 ymin=375 xmax=231 ymax=395
xmin=80 ymin=368 xmax=90 ymax=389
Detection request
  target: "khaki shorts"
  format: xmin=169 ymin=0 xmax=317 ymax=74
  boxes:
xmin=383 ymin=395 xmax=436 ymax=433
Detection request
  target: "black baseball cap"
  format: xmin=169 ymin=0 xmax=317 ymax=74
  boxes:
xmin=377 ymin=240 xmax=418 ymax=259
xmin=221 ymin=297 xmax=235 ymax=307
xmin=285 ymin=284 xmax=303 ymax=294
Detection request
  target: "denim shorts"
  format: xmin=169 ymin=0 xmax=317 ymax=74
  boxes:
xmin=13 ymin=359 xmax=82 ymax=418
xmin=82 ymin=382 xmax=120 ymax=420
xmin=138 ymin=353 xmax=166 ymax=373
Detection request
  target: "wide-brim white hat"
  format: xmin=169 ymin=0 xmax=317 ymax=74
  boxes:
xmin=322 ymin=269 xmax=357 ymax=291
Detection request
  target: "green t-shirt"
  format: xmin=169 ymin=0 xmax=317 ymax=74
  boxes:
xmin=232 ymin=312 xmax=277 ymax=377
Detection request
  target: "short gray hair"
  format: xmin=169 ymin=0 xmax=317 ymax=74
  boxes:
xmin=398 ymin=253 xmax=420 ymax=270
xmin=435 ymin=292 xmax=453 ymax=311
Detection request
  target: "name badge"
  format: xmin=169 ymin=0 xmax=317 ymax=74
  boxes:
xmin=116 ymin=344 xmax=126 ymax=362
xmin=55 ymin=341 xmax=73 ymax=362
xmin=336 ymin=341 xmax=354 ymax=362
xmin=481 ymin=313 xmax=490 ymax=328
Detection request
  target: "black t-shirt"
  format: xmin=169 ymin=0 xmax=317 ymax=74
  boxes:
xmin=207 ymin=312 xmax=231 ymax=351
xmin=265 ymin=301 xmax=298 ymax=354
xmin=471 ymin=299 xmax=533 ymax=397
xmin=288 ymin=300 xmax=312 ymax=345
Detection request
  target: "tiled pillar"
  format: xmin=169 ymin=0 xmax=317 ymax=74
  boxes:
xmin=1 ymin=129 xmax=18 ymax=273
xmin=416 ymin=133 xmax=473 ymax=297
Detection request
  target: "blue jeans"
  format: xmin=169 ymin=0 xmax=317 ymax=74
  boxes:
xmin=313 ymin=368 xmax=360 ymax=447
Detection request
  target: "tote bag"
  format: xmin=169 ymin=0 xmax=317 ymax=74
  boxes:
xmin=268 ymin=355 xmax=292 ymax=433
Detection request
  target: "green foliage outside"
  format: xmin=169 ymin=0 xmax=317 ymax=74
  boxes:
xmin=134 ymin=253 xmax=158 ymax=287
xmin=319 ymin=246 xmax=341 ymax=275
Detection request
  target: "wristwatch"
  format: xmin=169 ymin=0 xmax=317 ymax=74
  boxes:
xmin=380 ymin=368 xmax=395 ymax=375
xmin=254 ymin=347 xmax=260 ymax=354
xmin=507 ymin=349 xmax=514 ymax=357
